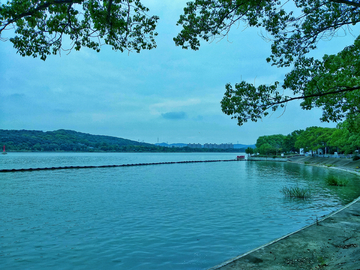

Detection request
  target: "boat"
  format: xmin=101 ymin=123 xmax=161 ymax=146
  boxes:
xmin=2 ymin=145 xmax=7 ymax=155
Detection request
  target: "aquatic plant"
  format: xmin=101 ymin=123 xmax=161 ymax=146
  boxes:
xmin=281 ymin=186 xmax=311 ymax=199
xmin=325 ymin=175 xmax=348 ymax=186
xmin=317 ymin=256 xmax=327 ymax=267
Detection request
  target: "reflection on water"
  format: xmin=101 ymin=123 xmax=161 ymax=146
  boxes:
xmin=247 ymin=161 xmax=360 ymax=205
xmin=1 ymin=153 xmax=359 ymax=269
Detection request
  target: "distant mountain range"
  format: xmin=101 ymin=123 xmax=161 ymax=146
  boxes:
xmin=0 ymin=129 xmax=250 ymax=152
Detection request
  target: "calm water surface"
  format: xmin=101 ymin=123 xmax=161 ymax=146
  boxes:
xmin=1 ymin=153 xmax=360 ymax=269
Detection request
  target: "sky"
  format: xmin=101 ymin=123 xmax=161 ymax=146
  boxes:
xmin=1 ymin=0 xmax=359 ymax=145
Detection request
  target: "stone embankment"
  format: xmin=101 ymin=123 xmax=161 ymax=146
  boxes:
xmin=247 ymin=157 xmax=288 ymax=162
xmin=210 ymin=156 xmax=360 ymax=270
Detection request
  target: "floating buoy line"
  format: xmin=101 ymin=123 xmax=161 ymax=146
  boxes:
xmin=0 ymin=159 xmax=241 ymax=173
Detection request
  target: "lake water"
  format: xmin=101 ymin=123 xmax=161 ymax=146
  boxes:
xmin=1 ymin=152 xmax=360 ymax=270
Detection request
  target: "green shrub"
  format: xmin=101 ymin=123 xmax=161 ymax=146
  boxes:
xmin=281 ymin=186 xmax=311 ymax=199
xmin=353 ymin=155 xmax=360 ymax=161
xmin=325 ymin=175 xmax=348 ymax=186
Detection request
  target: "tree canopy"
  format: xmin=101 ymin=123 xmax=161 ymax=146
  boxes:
xmin=0 ymin=0 xmax=159 ymax=60
xmin=173 ymin=0 xmax=360 ymax=126
xmin=2 ymin=0 xmax=359 ymax=125
xmin=255 ymin=134 xmax=286 ymax=155
xmin=330 ymin=114 xmax=360 ymax=153
xmin=295 ymin=126 xmax=334 ymax=154
xmin=252 ymin=117 xmax=360 ymax=155
xmin=252 ymin=124 xmax=360 ymax=156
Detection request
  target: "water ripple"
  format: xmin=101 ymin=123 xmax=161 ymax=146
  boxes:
xmin=1 ymin=153 xmax=360 ymax=269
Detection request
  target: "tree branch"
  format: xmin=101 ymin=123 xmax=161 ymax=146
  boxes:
xmin=330 ymin=0 xmax=360 ymax=8
xmin=125 ymin=0 xmax=131 ymax=39
xmin=272 ymin=86 xmax=360 ymax=107
xmin=4 ymin=0 xmax=83 ymax=26
xmin=107 ymin=0 xmax=113 ymax=23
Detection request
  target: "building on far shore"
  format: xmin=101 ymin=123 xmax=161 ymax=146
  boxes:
xmin=204 ymin=143 xmax=233 ymax=149
xmin=187 ymin=143 xmax=202 ymax=149
xmin=187 ymin=143 xmax=234 ymax=149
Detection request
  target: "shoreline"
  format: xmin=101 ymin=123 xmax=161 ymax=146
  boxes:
xmin=210 ymin=156 xmax=360 ymax=270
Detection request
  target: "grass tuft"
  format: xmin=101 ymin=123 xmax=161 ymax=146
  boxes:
xmin=325 ymin=175 xmax=348 ymax=186
xmin=325 ymin=164 xmax=335 ymax=167
xmin=281 ymin=186 xmax=311 ymax=199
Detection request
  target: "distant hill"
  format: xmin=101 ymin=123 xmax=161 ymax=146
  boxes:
xmin=0 ymin=129 xmax=248 ymax=153
xmin=0 ymin=129 xmax=155 ymax=152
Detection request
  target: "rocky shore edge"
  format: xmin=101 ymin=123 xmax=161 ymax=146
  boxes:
xmin=210 ymin=156 xmax=360 ymax=270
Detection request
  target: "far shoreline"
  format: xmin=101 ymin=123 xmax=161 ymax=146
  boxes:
xmin=211 ymin=156 xmax=360 ymax=270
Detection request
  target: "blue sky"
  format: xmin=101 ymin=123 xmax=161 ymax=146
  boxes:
xmin=1 ymin=0 xmax=358 ymax=145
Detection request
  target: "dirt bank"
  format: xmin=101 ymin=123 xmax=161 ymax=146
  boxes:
xmin=210 ymin=156 xmax=360 ymax=270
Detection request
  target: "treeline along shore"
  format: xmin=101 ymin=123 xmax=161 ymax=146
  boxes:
xmin=249 ymin=124 xmax=359 ymax=156
xmin=0 ymin=129 xmax=246 ymax=153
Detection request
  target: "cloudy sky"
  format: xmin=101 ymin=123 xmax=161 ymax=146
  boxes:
xmin=1 ymin=1 xmax=358 ymax=145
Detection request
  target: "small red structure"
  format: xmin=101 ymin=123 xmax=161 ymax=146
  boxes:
xmin=237 ymin=155 xmax=245 ymax=160
xmin=2 ymin=145 xmax=7 ymax=155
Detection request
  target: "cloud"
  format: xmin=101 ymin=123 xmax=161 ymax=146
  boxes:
xmin=149 ymin=98 xmax=202 ymax=115
xmin=161 ymin=111 xmax=187 ymax=120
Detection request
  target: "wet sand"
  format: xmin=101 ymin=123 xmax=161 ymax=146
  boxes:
xmin=210 ymin=156 xmax=360 ymax=270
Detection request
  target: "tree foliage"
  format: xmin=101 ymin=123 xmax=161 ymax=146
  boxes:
xmin=174 ymin=0 xmax=360 ymax=126
xmin=252 ymin=122 xmax=360 ymax=156
xmin=330 ymin=115 xmax=360 ymax=153
xmin=255 ymin=134 xmax=286 ymax=155
xmin=283 ymin=129 xmax=304 ymax=153
xmin=0 ymin=0 xmax=159 ymax=60
xmin=2 ymin=0 xmax=360 ymax=127
xmin=295 ymin=126 xmax=335 ymax=153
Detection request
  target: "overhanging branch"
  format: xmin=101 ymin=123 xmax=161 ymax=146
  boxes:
xmin=270 ymin=85 xmax=360 ymax=108
xmin=330 ymin=0 xmax=360 ymax=8
xmin=107 ymin=0 xmax=113 ymax=23
xmin=1 ymin=0 xmax=83 ymax=32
